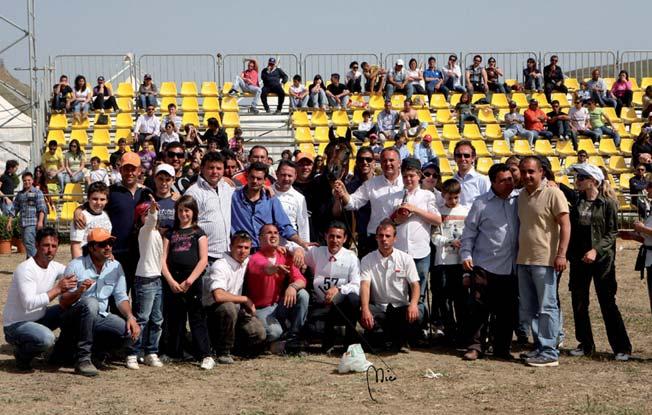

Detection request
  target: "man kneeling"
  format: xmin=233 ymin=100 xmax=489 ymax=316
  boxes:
xmin=204 ymin=231 xmax=266 ymax=364
xmin=55 ymin=229 xmax=140 ymax=376
xmin=360 ymin=219 xmax=423 ymax=353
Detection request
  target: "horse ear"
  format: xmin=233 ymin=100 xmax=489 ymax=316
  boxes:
xmin=329 ymin=126 xmax=336 ymax=142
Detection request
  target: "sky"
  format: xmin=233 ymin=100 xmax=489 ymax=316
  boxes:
xmin=1 ymin=0 xmax=652 ymax=84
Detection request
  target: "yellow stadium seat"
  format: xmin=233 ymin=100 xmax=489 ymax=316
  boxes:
xmin=549 ymin=157 xmax=562 ymax=174
xmin=115 ymin=113 xmax=133 ymax=129
xmin=619 ymin=173 xmax=634 ymax=191
xmin=202 ymin=112 xmax=221 ymax=127
xmin=313 ymin=127 xmax=329 ymax=143
xmin=551 ymin=93 xmax=570 ymax=108
xmin=442 ymin=124 xmax=461 ymax=140
xmin=556 ymin=139 xmax=576 ymax=157
xmin=492 ymin=139 xmax=511 ymax=157
xmin=391 ymin=94 xmax=405 ymax=110
xmin=48 ymin=114 xmax=67 ymax=130
xmin=182 ymin=112 xmax=200 ymax=126
xmin=632 ymin=91 xmax=644 ymax=107
xmin=447 ymin=140 xmax=459 ymax=155
xmin=92 ymin=129 xmax=110 ymax=146
xmin=159 ymin=82 xmax=177 ymax=97
xmin=47 ymin=206 xmax=57 ymax=222
xmin=283 ymin=82 xmax=291 ymax=95
xmin=603 ymin=78 xmax=615 ymax=90
xmin=631 ymin=122 xmax=643 ymax=137
xmin=471 ymin=93 xmax=486 ymax=104
xmin=221 ymin=82 xmax=233 ymax=95
xmin=430 ymin=94 xmax=449 ymax=110
xmin=602 ymin=107 xmax=620 ymax=123
xmin=472 ymin=140 xmax=491 ymax=157
xmin=411 ymin=94 xmax=427 ymax=109
xmin=608 ymin=156 xmax=630 ymax=174
xmin=369 ymin=94 xmax=385 ymax=111
xmin=69 ymin=130 xmax=88 ymax=146
xmin=611 ymin=122 xmax=630 ymax=138
xmin=311 ymin=110 xmax=329 ymax=127
xmin=620 ymin=107 xmax=640 ymax=124
xmin=291 ymin=111 xmax=310 ymax=127
xmin=180 ymin=82 xmax=198 ymax=97
xmin=511 ymin=93 xmax=529 ymax=108
xmin=505 ymin=79 xmax=517 ymax=88
xmin=564 ymin=156 xmax=578 ymax=167
xmin=436 ymin=109 xmax=455 ymax=124
xmin=423 ymin=125 xmax=440 ymax=140
xmin=629 ymin=78 xmax=641 ymax=92
xmin=514 ymin=140 xmax=533 ymax=156
xmin=60 ymin=202 xmax=79 ymax=222
xmin=439 ymin=158 xmax=454 ymax=175
xmin=116 ymin=82 xmax=135 ymax=98
xmin=534 ymin=139 xmax=555 ymax=156
xmin=63 ymin=183 xmax=83 ymax=202
xmin=417 ymin=109 xmax=434 ymax=124
xmin=476 ymin=157 xmax=493 ymax=175
xmin=71 ymin=117 xmax=89 ymax=130
xmin=478 ymin=107 xmax=497 ymax=123
xmin=588 ymin=156 xmax=607 ymax=170
xmin=577 ymin=139 xmax=597 ymax=155
xmin=565 ymin=78 xmax=579 ymax=92
xmin=431 ymin=140 xmax=446 ymax=157
xmin=490 ymin=93 xmax=509 ymax=109
xmin=557 ymin=174 xmax=571 ymax=187
xmin=221 ymin=96 xmax=239 ymax=112
xmin=449 ymin=94 xmax=461 ymax=107
xmin=496 ymin=108 xmax=509 ymax=123
xmin=202 ymin=97 xmax=220 ymax=112
xmin=92 ymin=113 xmax=111 ymax=129
xmin=90 ymin=146 xmax=109 ymax=163
xmin=298 ymin=143 xmax=315 ymax=157
xmin=294 ymin=127 xmax=313 ymax=144
xmin=47 ymin=130 xmax=66 ymax=146
xmin=620 ymin=138 xmax=633 ymax=156
xmin=201 ymin=81 xmax=219 ymax=97
xmin=331 ymin=110 xmax=350 ymax=126
xmin=222 ymin=112 xmax=240 ymax=128
xmin=336 ymin=126 xmax=349 ymax=138
xmin=116 ymin=97 xmax=133 ymax=112
xmin=181 ymin=97 xmax=199 ymax=112
xmin=485 ymin=124 xmax=503 ymax=140
xmin=160 ymin=97 xmax=177 ymax=111
xmin=351 ymin=110 xmax=365 ymax=126
xmin=531 ymin=92 xmax=549 ymax=106
xmin=463 ymin=124 xmax=483 ymax=140
xmin=349 ymin=94 xmax=366 ymax=106
xmin=598 ymin=138 xmax=619 ymax=156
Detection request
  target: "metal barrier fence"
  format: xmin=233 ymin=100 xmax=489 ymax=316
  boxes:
xmin=618 ymin=51 xmax=652 ymax=82
xmin=52 ymin=54 xmax=136 ymax=91
xmin=463 ymin=51 xmax=539 ymax=85
xmin=220 ymin=53 xmax=300 ymax=87
xmin=542 ymin=51 xmax=617 ymax=80
xmin=384 ymin=52 xmax=459 ymax=74
xmin=303 ymin=53 xmax=380 ymax=81
xmin=137 ymin=54 xmax=217 ymax=87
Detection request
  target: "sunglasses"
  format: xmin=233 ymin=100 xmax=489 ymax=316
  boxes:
xmin=422 ymin=171 xmax=439 ymax=178
xmin=357 ymin=156 xmax=374 ymax=163
xmin=167 ymin=151 xmax=185 ymax=159
xmin=96 ymin=240 xmax=114 ymax=248
xmin=454 ymin=153 xmax=472 ymax=159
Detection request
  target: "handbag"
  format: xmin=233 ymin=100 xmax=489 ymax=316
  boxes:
xmin=96 ymin=113 xmax=109 ymax=125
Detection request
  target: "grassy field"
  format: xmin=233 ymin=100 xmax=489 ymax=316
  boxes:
xmin=0 ymin=241 xmax=650 ymax=415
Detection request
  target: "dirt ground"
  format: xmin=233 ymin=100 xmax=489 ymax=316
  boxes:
xmin=0 ymin=242 xmax=650 ymax=415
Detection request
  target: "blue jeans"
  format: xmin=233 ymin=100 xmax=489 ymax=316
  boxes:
xmin=129 ymin=277 xmax=163 ymax=355
xmin=444 ymin=77 xmax=466 ymax=93
xmin=71 ymin=101 xmax=90 ymax=114
xmin=22 ymin=225 xmax=36 ymax=258
xmin=414 ymin=255 xmax=430 ymax=301
xmin=591 ymin=126 xmax=621 ymax=146
xmin=139 ymin=94 xmax=157 ymax=109
xmin=256 ymin=289 xmax=309 ymax=342
xmin=233 ymin=77 xmax=262 ymax=107
xmin=4 ymin=305 xmax=62 ymax=363
xmin=527 ymin=130 xmax=554 ymax=146
xmin=290 ymin=95 xmax=310 ymax=109
xmin=309 ymin=90 xmax=327 ymax=108
xmin=327 ymin=94 xmax=350 ymax=109
xmin=385 ymin=83 xmax=414 ymax=100
xmin=426 ymin=82 xmax=450 ymax=101
xmin=591 ymin=91 xmax=617 ymax=109
xmin=504 ymin=126 xmax=534 ymax=146
xmin=517 ymin=265 xmax=560 ymax=360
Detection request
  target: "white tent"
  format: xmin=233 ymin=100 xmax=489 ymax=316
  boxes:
xmin=0 ymin=93 xmax=32 ymax=169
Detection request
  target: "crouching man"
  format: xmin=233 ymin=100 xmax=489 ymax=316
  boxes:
xmin=204 ymin=231 xmax=266 ymax=364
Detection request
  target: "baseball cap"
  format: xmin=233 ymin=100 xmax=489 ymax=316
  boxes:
xmin=401 ymin=157 xmax=421 ymax=172
xmin=97 ymin=76 xmax=105 ymax=81
xmin=529 ymin=99 xmax=538 ymax=105
xmin=395 ymin=59 xmax=404 ymax=66
xmin=121 ymin=152 xmax=141 ymax=167
xmin=134 ymin=202 xmax=151 ymax=222
xmin=268 ymin=57 xmax=276 ymax=64
xmin=572 ymin=163 xmax=604 ymax=183
xmin=295 ymin=152 xmax=314 ymax=163
xmin=87 ymin=228 xmax=116 ymax=243
xmin=144 ymin=74 xmax=152 ymax=80
xmin=155 ymin=163 xmax=175 ymax=177
xmin=422 ymin=134 xmax=433 ymax=143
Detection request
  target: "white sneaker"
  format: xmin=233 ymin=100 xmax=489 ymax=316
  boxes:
xmin=200 ymin=356 xmax=215 ymax=370
xmin=144 ymin=353 xmax=163 ymax=367
xmin=126 ymin=355 xmax=139 ymax=370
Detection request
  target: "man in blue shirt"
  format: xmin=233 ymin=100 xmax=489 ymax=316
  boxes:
xmin=424 ymin=56 xmax=449 ymax=101
xmin=413 ymin=134 xmax=439 ymax=168
xmin=459 ymin=163 xmax=519 ymax=361
xmin=55 ymin=228 xmax=140 ymax=377
xmin=231 ymin=162 xmax=310 ymax=251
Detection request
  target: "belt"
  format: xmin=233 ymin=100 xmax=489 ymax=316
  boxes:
xmin=135 ymin=276 xmax=161 ymax=284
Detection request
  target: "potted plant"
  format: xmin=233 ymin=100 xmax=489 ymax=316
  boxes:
xmin=0 ymin=215 xmax=12 ymax=254
xmin=11 ymin=217 xmax=25 ymax=254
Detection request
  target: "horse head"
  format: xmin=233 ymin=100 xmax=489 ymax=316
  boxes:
xmin=324 ymin=127 xmax=353 ymax=183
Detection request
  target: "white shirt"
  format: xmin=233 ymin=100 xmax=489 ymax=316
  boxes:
xmin=3 ymin=258 xmax=65 ymax=326
xmin=185 ymin=175 xmax=233 ymax=259
xmin=432 ymin=204 xmax=470 ymax=265
xmin=454 ymin=168 xmax=490 ymax=208
xmin=443 ymin=64 xmax=462 ymax=88
xmin=274 ymin=184 xmax=310 ymax=243
xmin=202 ymin=254 xmax=249 ymax=306
xmin=360 ymin=248 xmax=419 ymax=310
xmin=88 ymin=168 xmax=110 ymax=186
xmin=135 ymin=210 xmax=163 ymax=278
xmin=395 ymin=188 xmax=439 ymax=259
xmin=69 ymin=208 xmax=112 ymax=248
xmin=305 ymin=246 xmax=360 ymax=304
xmin=159 ymin=132 xmax=180 ymax=152
xmin=134 ymin=114 xmax=161 ymax=136
xmin=345 ymin=174 xmax=404 ymax=234
xmin=569 ymin=106 xmax=590 ymax=131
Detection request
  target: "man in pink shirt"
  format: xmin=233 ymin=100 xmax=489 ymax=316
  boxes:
xmin=246 ymin=224 xmax=308 ymax=351
xmin=228 ymin=59 xmax=262 ymax=114
xmin=523 ymin=99 xmax=553 ymax=145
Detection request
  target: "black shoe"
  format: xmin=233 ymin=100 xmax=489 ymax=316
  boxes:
xmin=524 ymin=355 xmax=559 ymax=367
xmin=75 ymin=360 xmax=99 ymax=377
xmin=516 ymin=334 xmax=529 ymax=345
xmin=274 ymin=109 xmax=282 ymax=114
xmin=264 ymin=108 xmax=271 ymax=114
xmin=14 ymin=354 xmax=33 ymax=372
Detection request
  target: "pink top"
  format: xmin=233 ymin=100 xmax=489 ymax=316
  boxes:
xmin=610 ymin=80 xmax=632 ymax=98
xmin=246 ymin=250 xmax=305 ymax=307
xmin=242 ymin=69 xmax=259 ymax=87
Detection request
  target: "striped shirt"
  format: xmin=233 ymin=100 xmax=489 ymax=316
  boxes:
xmin=13 ymin=186 xmax=47 ymax=228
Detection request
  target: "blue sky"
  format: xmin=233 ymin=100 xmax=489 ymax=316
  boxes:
xmin=1 ymin=0 xmax=651 ymax=83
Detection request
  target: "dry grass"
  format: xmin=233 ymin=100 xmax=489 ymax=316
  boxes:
xmin=0 ymin=241 xmax=650 ymax=415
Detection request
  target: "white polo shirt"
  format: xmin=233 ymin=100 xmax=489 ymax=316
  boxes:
xmin=202 ymin=254 xmax=249 ymax=306
xmin=395 ymin=188 xmax=439 ymax=259
xmin=305 ymin=246 xmax=360 ymax=304
xmin=274 ymin=184 xmax=310 ymax=243
xmin=360 ymin=248 xmax=419 ymax=310
xmin=345 ymin=174 xmax=404 ymax=234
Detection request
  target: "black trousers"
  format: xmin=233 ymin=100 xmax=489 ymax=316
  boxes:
xmin=346 ymin=78 xmax=362 ymax=94
xmin=352 ymin=125 xmax=378 ymax=142
xmin=323 ymin=292 xmax=361 ymax=348
xmin=261 ymin=84 xmax=285 ymax=111
xmin=615 ymin=90 xmax=633 ymax=117
xmin=93 ymin=94 xmax=119 ymax=111
xmin=646 ymin=267 xmax=652 ymax=315
xmin=164 ymin=276 xmax=211 ymax=359
xmin=544 ymin=82 xmax=568 ymax=104
xmin=569 ymin=260 xmax=631 ymax=354
xmin=461 ymin=267 xmax=517 ymax=355
xmin=430 ymin=264 xmax=468 ymax=338
xmin=368 ymin=303 xmax=424 ymax=347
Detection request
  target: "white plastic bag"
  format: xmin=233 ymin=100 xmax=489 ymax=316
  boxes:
xmin=337 ymin=343 xmax=373 ymax=374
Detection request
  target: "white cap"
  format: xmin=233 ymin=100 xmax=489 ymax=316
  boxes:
xmin=572 ymin=163 xmax=604 ymax=183
xmin=155 ymin=163 xmax=175 ymax=177
xmin=395 ymin=59 xmax=404 ymax=66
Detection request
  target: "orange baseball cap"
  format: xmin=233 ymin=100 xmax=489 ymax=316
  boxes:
xmin=121 ymin=152 xmax=141 ymax=167
xmin=295 ymin=152 xmax=314 ymax=162
xmin=87 ymin=228 xmax=116 ymax=243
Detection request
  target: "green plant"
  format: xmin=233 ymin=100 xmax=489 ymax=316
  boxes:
xmin=0 ymin=215 xmax=11 ymax=241
xmin=11 ymin=216 xmax=20 ymax=239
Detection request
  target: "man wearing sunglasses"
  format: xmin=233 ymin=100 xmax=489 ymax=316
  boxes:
xmin=55 ymin=228 xmax=140 ymax=377
xmin=452 ymin=141 xmax=490 ymax=208
xmin=442 ymin=55 xmax=465 ymax=93
xmin=133 ymin=105 xmax=161 ymax=152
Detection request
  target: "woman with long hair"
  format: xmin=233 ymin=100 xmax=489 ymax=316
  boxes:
xmin=61 ymin=139 xmax=86 ymax=187
xmin=610 ymin=70 xmax=633 ymax=118
xmin=71 ymin=75 xmax=92 ymax=123
xmin=523 ymin=58 xmax=543 ymax=92
xmin=308 ymin=74 xmax=328 ymax=110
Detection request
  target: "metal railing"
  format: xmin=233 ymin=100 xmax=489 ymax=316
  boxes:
xmin=463 ymin=51 xmax=539 ymax=85
xmin=303 ymin=53 xmax=380 ymax=81
xmin=220 ymin=53 xmax=300 ymax=87
xmin=384 ymin=52 xmax=460 ymax=74
xmin=542 ymin=51 xmax=617 ymax=80
xmin=137 ymin=54 xmax=217 ymax=87
xmin=618 ymin=51 xmax=652 ymax=82
xmin=51 ymin=54 xmax=136 ymax=90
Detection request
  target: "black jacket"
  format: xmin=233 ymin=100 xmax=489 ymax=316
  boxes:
xmin=261 ymin=67 xmax=288 ymax=87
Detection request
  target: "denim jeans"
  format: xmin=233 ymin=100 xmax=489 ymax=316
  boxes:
xmin=138 ymin=94 xmax=157 ymax=109
xmin=527 ymin=129 xmax=553 ymax=146
xmin=60 ymin=170 xmax=85 ymax=187
xmin=444 ymin=77 xmax=466 ymax=93
xmin=524 ymin=75 xmax=543 ymax=91
xmin=290 ymin=95 xmax=310 ymax=109
xmin=548 ymin=120 xmax=572 ymax=138
xmin=233 ymin=77 xmax=262 ymax=107
xmin=309 ymin=90 xmax=328 ymax=108
xmin=385 ymin=83 xmax=414 ymax=100
xmin=327 ymin=95 xmax=350 ymax=109
xmin=71 ymin=101 xmax=90 ymax=114
xmin=4 ymin=305 xmax=62 ymax=363
xmin=517 ymin=264 xmax=560 ymax=360
xmin=129 ymin=277 xmax=163 ymax=355
xmin=591 ymin=126 xmax=620 ymax=146
xmin=426 ymin=82 xmax=450 ymax=101
xmin=22 ymin=225 xmax=37 ymax=258
xmin=504 ymin=126 xmax=534 ymax=147
xmin=414 ymin=255 xmax=431 ymax=301
xmin=256 ymin=288 xmax=309 ymax=342
xmin=591 ymin=92 xmax=617 ymax=109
